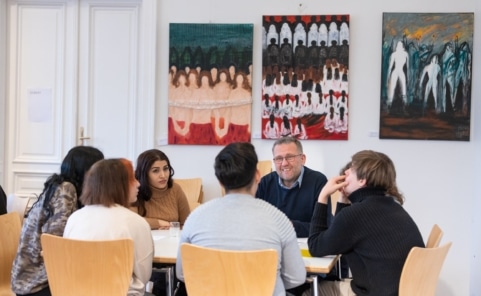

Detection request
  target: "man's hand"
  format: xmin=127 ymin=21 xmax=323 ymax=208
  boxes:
xmin=318 ymin=175 xmax=347 ymax=204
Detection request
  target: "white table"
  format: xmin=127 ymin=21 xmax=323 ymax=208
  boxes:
xmin=152 ymin=230 xmax=339 ymax=296
xmin=152 ymin=230 xmax=179 ymax=264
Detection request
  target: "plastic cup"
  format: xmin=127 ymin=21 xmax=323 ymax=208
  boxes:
xmin=169 ymin=222 xmax=180 ymax=237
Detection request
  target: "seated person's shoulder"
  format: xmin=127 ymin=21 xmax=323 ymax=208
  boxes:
xmin=171 ymin=182 xmax=182 ymax=191
xmin=256 ymin=171 xmax=277 ymax=197
xmin=124 ymin=206 xmax=150 ymax=227
xmin=304 ymin=166 xmax=327 ymax=180
xmin=260 ymin=170 xmax=277 ymax=182
xmin=171 ymin=182 xmax=188 ymax=196
xmin=128 ymin=205 xmax=139 ymax=214
xmin=58 ymin=181 xmax=79 ymax=196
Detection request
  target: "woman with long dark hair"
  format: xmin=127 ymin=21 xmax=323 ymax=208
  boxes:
xmin=11 ymin=146 xmax=104 ymax=296
xmin=131 ymin=149 xmax=190 ymax=229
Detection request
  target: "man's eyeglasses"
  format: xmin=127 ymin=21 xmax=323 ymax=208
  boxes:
xmin=273 ymin=154 xmax=302 ymax=164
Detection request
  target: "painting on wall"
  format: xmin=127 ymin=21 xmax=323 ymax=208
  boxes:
xmin=380 ymin=13 xmax=473 ymax=141
xmin=168 ymin=23 xmax=253 ymax=145
xmin=261 ymin=15 xmax=350 ymax=140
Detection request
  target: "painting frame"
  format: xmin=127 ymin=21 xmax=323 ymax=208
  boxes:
xmin=168 ymin=23 xmax=254 ymax=145
xmin=261 ymin=15 xmax=350 ymax=141
xmin=380 ymin=12 xmax=474 ymax=141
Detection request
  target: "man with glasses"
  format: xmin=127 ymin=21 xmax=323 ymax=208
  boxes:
xmin=256 ymin=137 xmax=328 ymax=238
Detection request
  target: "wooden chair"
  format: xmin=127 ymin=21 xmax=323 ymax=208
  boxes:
xmin=330 ymin=190 xmax=341 ymax=216
xmin=221 ymin=160 xmax=273 ymax=196
xmin=398 ymin=242 xmax=452 ymax=296
xmin=0 ymin=212 xmax=22 ymax=296
xmin=257 ymin=159 xmax=273 ymax=177
xmin=175 ymin=178 xmax=203 ymax=211
xmin=426 ymin=224 xmax=443 ymax=248
xmin=6 ymin=194 xmax=30 ymax=224
xmin=180 ymin=243 xmax=278 ymax=296
xmin=40 ymin=234 xmax=134 ymax=296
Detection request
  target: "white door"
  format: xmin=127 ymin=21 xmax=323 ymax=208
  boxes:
xmin=3 ymin=0 xmax=156 ymax=197
xmin=77 ymin=0 xmax=156 ymax=158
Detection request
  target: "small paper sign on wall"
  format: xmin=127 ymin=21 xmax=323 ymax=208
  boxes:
xmin=28 ymin=88 xmax=52 ymax=123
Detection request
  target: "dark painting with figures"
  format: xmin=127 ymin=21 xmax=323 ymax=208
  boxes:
xmin=262 ymin=15 xmax=350 ymax=140
xmin=168 ymin=23 xmax=253 ymax=145
xmin=380 ymin=13 xmax=473 ymax=141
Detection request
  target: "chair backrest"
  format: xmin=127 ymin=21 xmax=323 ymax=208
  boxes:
xmin=426 ymin=224 xmax=443 ymax=248
xmin=398 ymin=242 xmax=452 ymax=296
xmin=330 ymin=190 xmax=341 ymax=216
xmin=0 ymin=212 xmax=22 ymax=295
xmin=40 ymin=234 xmax=134 ymax=296
xmin=175 ymin=178 xmax=203 ymax=211
xmin=257 ymin=160 xmax=273 ymax=177
xmin=220 ymin=160 xmax=273 ymax=196
xmin=6 ymin=194 xmax=30 ymax=224
xmin=180 ymin=243 xmax=278 ymax=296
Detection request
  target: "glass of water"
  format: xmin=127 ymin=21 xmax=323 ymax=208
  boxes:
xmin=169 ymin=222 xmax=180 ymax=237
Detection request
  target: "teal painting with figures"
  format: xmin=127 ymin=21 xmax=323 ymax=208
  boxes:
xmin=380 ymin=13 xmax=473 ymax=141
xmin=168 ymin=23 xmax=253 ymax=145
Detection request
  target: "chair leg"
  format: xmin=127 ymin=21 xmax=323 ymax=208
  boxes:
xmin=305 ymin=274 xmax=318 ymax=296
xmin=338 ymin=255 xmax=342 ymax=278
xmin=152 ymin=266 xmax=175 ymax=296
xmin=164 ymin=266 xmax=174 ymax=296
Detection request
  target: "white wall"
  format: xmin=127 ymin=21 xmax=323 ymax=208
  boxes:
xmin=0 ymin=0 xmax=5 ymax=185
xmin=471 ymin=0 xmax=481 ymax=294
xmin=155 ymin=0 xmax=479 ymax=295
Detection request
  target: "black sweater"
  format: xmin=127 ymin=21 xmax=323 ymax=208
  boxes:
xmin=256 ymin=166 xmax=327 ymax=237
xmin=308 ymin=187 xmax=425 ymax=296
